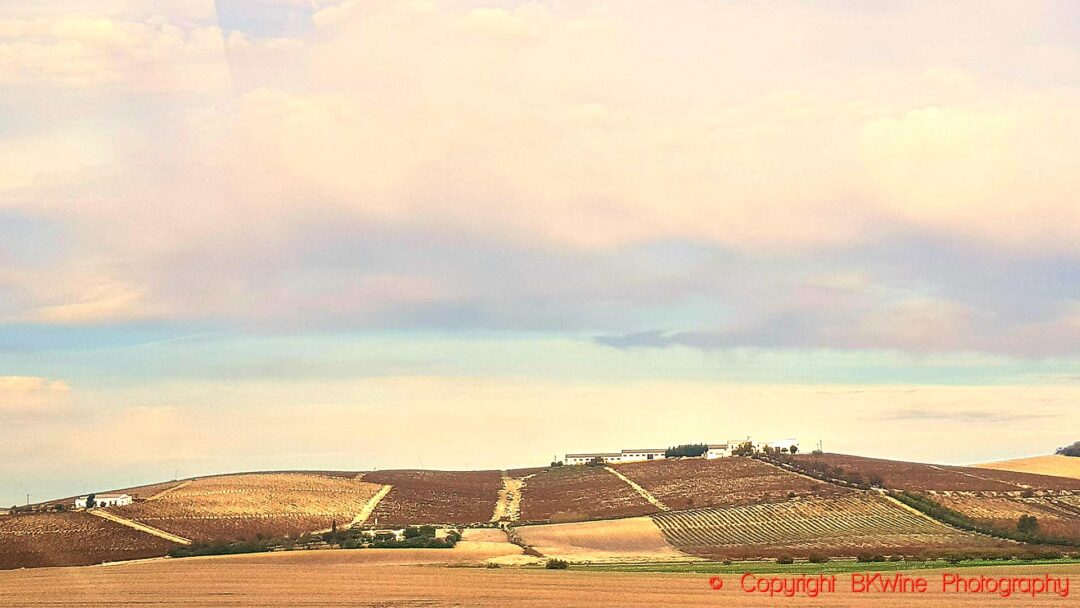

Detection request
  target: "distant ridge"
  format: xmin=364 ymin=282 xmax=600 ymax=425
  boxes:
xmin=974 ymin=455 xmax=1080 ymax=480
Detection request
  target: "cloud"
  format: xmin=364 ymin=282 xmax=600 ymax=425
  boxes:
xmin=0 ymin=376 xmax=70 ymax=413
xmin=1 ymin=0 xmax=1078 ymax=358
xmin=879 ymin=408 xmax=1060 ymax=424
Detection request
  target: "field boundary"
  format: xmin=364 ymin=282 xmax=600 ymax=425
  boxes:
xmin=928 ymin=464 xmax=1028 ymax=490
xmin=605 ymin=466 xmax=669 ymax=511
xmin=351 ymin=485 xmax=392 ymax=527
xmin=90 ymin=509 xmax=192 ymax=545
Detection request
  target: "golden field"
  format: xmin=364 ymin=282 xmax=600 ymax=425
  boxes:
xmin=0 ymin=550 xmax=1078 ymax=608
xmin=977 ymin=456 xmax=1080 ymax=481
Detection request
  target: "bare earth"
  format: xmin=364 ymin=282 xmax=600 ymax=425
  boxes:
xmin=516 ymin=516 xmax=695 ymax=562
xmin=1 ymin=553 xmax=1078 ymax=608
xmin=977 ymin=455 xmax=1080 ymax=480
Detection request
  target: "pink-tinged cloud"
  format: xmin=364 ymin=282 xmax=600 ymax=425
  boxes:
xmin=0 ymin=376 xmax=70 ymax=413
xmin=0 ymin=0 xmax=1077 ymax=356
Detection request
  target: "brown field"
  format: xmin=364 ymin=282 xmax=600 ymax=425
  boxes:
xmin=2 ymin=552 xmax=1079 ymax=608
xmin=651 ymin=494 xmax=998 ymax=559
xmin=360 ymin=469 xmax=503 ymax=526
xmin=111 ymin=473 xmax=384 ymax=542
xmin=617 ymin=457 xmax=849 ymax=510
xmin=514 ymin=516 xmax=693 ymax=562
xmin=0 ymin=512 xmax=175 ymax=569
xmin=795 ymin=453 xmax=1080 ymax=492
xmin=936 ymin=494 xmax=1080 ymax=540
xmin=516 ymin=466 xmax=658 ymax=523
xmin=977 ymin=455 xmax=1080 ymax=480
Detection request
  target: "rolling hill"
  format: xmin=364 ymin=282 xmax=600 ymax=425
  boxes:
xmin=4 ymin=452 xmax=1080 ymax=569
xmin=976 ymin=455 xmax=1080 ymax=480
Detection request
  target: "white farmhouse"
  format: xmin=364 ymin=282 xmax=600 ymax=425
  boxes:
xmin=618 ymin=448 xmax=666 ymax=462
xmin=706 ymin=443 xmax=731 ymax=459
xmin=564 ymin=452 xmax=622 ymax=465
xmin=74 ymin=493 xmax=133 ymax=509
xmin=564 ymin=448 xmax=667 ymax=465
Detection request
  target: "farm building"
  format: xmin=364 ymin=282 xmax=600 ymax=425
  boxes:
xmin=568 ymin=438 xmax=800 ymax=463
xmin=564 ymin=449 xmax=665 ymax=465
xmin=706 ymin=443 xmax=733 ymax=459
xmin=74 ymin=493 xmax=133 ymax=509
xmin=565 ymin=448 xmax=666 ymax=465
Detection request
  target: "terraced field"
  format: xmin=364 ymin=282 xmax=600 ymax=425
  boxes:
xmin=651 ymin=494 xmax=996 ymax=558
xmin=112 ymin=473 xmax=384 ymax=542
xmin=361 ymin=470 xmax=503 ymax=526
xmin=0 ymin=512 xmax=175 ymax=569
xmin=617 ymin=457 xmax=847 ymax=510
xmin=514 ymin=466 xmax=657 ymax=523
xmin=793 ymin=453 xmax=1080 ymax=492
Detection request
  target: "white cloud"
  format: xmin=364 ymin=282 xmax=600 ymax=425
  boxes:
xmin=0 ymin=376 xmax=71 ymax=413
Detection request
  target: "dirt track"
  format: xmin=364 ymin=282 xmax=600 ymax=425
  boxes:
xmin=1 ymin=554 xmax=1078 ymax=608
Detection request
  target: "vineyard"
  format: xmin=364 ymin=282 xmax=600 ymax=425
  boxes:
xmin=792 ymin=453 xmax=1080 ymax=492
xmin=514 ymin=466 xmax=658 ymax=523
xmin=616 ymin=457 xmax=848 ymax=510
xmin=935 ymin=494 xmax=1080 ymax=541
xmin=360 ymin=470 xmax=503 ymax=526
xmin=112 ymin=473 xmax=385 ymax=542
xmin=0 ymin=512 xmax=174 ymax=569
xmin=650 ymin=495 xmax=995 ymax=558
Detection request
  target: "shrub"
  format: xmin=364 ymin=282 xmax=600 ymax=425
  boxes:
xmin=776 ymin=554 xmax=795 ymax=564
xmin=807 ymin=553 xmax=829 ymax=564
xmin=404 ymin=525 xmax=437 ymax=539
xmin=1017 ymin=515 xmax=1039 ymax=536
xmin=545 ymin=559 xmax=570 ymax=570
xmin=888 ymin=554 xmax=904 ymax=562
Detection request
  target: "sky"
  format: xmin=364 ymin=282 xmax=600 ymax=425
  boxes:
xmin=1 ymin=0 xmax=1079 ymax=506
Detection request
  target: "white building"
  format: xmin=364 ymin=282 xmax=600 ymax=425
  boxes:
xmin=565 ymin=448 xmax=667 ymax=465
xmin=706 ymin=443 xmax=732 ymax=459
xmin=75 ymin=493 xmax=132 ymax=509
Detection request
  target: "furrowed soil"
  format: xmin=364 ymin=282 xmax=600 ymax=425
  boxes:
xmin=1 ymin=555 xmax=1079 ymax=608
xmin=514 ymin=516 xmax=695 ymax=562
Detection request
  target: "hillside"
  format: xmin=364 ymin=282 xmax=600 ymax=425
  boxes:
xmin=5 ymin=453 xmax=1080 ymax=569
xmin=976 ymin=455 xmax=1080 ymax=480
xmin=110 ymin=472 xmax=385 ymax=543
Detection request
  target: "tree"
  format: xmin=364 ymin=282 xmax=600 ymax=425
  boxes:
xmin=731 ymin=441 xmax=757 ymax=457
xmin=85 ymin=494 xmax=96 ymax=509
xmin=1017 ymin=514 xmax=1039 ymax=536
xmin=789 ymin=445 xmax=799 ymax=454
xmin=665 ymin=444 xmax=708 ymax=458
xmin=1056 ymin=442 xmax=1080 ymax=457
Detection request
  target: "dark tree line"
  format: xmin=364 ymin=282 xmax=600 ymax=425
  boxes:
xmin=665 ymin=444 xmax=709 ymax=458
xmin=1056 ymin=441 xmax=1080 ymax=457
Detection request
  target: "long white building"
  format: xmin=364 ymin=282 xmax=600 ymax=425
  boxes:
xmin=74 ymin=493 xmax=133 ymax=509
xmin=565 ymin=448 xmax=666 ymax=465
xmin=566 ymin=438 xmax=799 ymax=464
